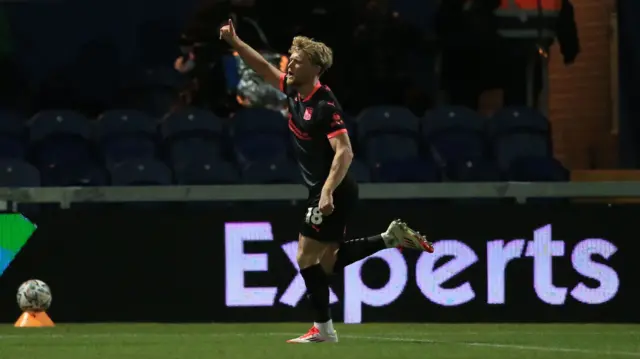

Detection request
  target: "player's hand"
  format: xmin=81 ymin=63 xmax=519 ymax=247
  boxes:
xmin=319 ymin=190 xmax=334 ymax=216
xmin=219 ymin=19 xmax=237 ymax=43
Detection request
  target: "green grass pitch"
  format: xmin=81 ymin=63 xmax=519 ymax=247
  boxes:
xmin=0 ymin=323 xmax=638 ymax=359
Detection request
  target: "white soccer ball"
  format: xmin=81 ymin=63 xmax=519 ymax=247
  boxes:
xmin=16 ymin=279 xmax=52 ymax=312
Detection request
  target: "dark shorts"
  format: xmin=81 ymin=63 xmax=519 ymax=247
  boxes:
xmin=299 ymin=181 xmax=359 ymax=243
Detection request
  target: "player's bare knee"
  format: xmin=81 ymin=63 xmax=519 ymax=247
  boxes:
xmin=297 ymin=235 xmax=329 ymax=269
xmin=296 ymin=246 xmax=323 ymax=269
xmin=319 ymin=246 xmax=339 ymax=274
xmin=297 ymin=251 xmax=321 ymax=269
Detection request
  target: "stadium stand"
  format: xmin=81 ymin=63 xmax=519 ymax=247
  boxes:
xmin=0 ymin=104 xmax=567 ymax=186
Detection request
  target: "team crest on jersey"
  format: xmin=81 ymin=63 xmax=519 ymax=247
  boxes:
xmin=331 ymin=112 xmax=344 ymax=127
xmin=303 ymin=107 xmax=314 ymax=121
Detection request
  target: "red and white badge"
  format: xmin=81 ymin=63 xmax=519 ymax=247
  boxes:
xmin=303 ymin=107 xmax=313 ymax=121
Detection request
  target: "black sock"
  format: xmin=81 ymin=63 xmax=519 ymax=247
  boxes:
xmin=333 ymin=234 xmax=387 ymax=272
xmin=299 ymin=264 xmax=331 ymax=323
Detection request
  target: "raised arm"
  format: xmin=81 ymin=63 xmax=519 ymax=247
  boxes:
xmin=219 ymin=19 xmax=283 ymax=90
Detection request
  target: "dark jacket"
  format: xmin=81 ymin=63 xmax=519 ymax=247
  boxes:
xmin=556 ymin=0 xmax=580 ymax=64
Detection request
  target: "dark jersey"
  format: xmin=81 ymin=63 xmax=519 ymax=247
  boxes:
xmin=278 ymin=73 xmax=352 ymax=191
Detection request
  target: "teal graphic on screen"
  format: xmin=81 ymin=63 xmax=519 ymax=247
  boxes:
xmin=0 ymin=214 xmax=36 ymax=275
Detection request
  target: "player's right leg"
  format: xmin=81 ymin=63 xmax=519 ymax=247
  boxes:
xmin=384 ymin=219 xmax=435 ymax=252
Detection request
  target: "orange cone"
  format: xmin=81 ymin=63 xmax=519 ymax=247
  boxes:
xmin=14 ymin=311 xmax=55 ymax=327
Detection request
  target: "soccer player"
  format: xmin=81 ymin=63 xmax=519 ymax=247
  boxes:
xmin=220 ymin=20 xmax=434 ymax=343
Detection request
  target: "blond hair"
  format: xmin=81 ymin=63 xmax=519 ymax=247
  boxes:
xmin=289 ymin=36 xmax=333 ymax=74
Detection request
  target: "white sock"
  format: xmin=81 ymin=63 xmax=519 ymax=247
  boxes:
xmin=314 ymin=320 xmax=335 ymax=335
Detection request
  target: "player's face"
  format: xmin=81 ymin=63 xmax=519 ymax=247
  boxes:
xmin=286 ymin=51 xmax=319 ymax=87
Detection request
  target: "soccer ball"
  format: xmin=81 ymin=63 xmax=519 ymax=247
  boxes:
xmin=16 ymin=279 xmax=52 ymax=312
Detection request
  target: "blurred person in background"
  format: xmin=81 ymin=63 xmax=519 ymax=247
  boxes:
xmin=349 ymin=0 xmax=430 ymax=113
xmin=436 ymin=0 xmax=579 ymax=114
xmin=175 ymin=0 xmax=287 ymax=115
xmin=234 ymin=49 xmax=288 ymax=113
xmin=436 ymin=0 xmax=501 ymax=112
xmin=174 ymin=33 xmax=220 ymax=112
xmin=493 ymin=0 xmax=579 ymax=108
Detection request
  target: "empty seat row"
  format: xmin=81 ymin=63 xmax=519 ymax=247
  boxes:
xmin=0 ymin=154 xmax=569 ymax=188
xmin=0 ymin=158 xmax=295 ymax=187
xmin=0 ymin=105 xmax=556 ymax=173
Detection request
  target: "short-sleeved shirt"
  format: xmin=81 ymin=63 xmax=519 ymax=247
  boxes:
xmin=279 ymin=73 xmax=354 ymax=192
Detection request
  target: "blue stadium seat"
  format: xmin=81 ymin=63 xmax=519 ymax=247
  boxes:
xmin=349 ymin=159 xmax=371 ymax=183
xmin=163 ymin=107 xmax=224 ymax=137
xmin=0 ymin=159 xmax=40 ymax=187
xmin=127 ymin=66 xmax=186 ymax=117
xmin=365 ymin=136 xmax=419 ymax=164
xmin=163 ymin=107 xmax=224 ymax=165
xmin=449 ymin=159 xmax=501 ymax=182
xmin=0 ymin=111 xmax=25 ymax=160
xmin=357 ymin=106 xmax=419 ymax=164
xmin=357 ymin=106 xmax=419 ymax=141
xmin=174 ymin=160 xmax=240 ymax=185
xmin=97 ymin=110 xmax=157 ymax=165
xmin=40 ymin=161 xmax=109 ymax=186
xmin=232 ymin=108 xmax=288 ymax=163
xmin=139 ymin=89 xmax=177 ymax=118
xmin=235 ymin=134 xmax=288 ymax=163
xmin=241 ymin=159 xmax=300 ymax=184
xmin=233 ymin=108 xmax=287 ymax=134
xmin=110 ymin=159 xmax=172 ymax=185
xmin=343 ymin=115 xmax=358 ymax=152
xmin=373 ymin=159 xmax=440 ymax=183
xmin=507 ymin=156 xmax=569 ymax=182
xmin=489 ymin=107 xmax=552 ymax=170
xmin=170 ymin=139 xmax=226 ymax=165
xmin=30 ymin=110 xmax=91 ymax=143
xmin=29 ymin=110 xmax=94 ymax=166
xmin=0 ymin=158 xmax=41 ymax=214
xmin=169 ymin=141 xmax=229 ymax=168
xmin=423 ymin=106 xmax=487 ymax=163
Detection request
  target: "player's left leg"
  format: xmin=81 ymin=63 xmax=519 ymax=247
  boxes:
xmin=287 ymin=234 xmax=338 ymax=344
xmin=321 ymin=219 xmax=434 ymax=275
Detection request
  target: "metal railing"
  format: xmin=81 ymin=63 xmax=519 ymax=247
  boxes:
xmin=1 ymin=182 xmax=639 ymax=208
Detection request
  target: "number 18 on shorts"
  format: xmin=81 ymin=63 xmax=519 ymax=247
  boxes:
xmin=300 ymin=204 xmax=348 ymax=243
xmin=306 ymin=207 xmax=324 ymax=226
